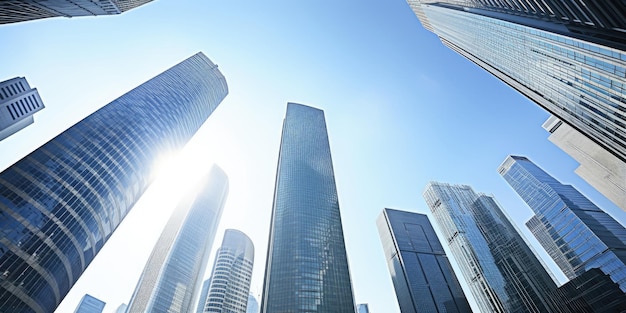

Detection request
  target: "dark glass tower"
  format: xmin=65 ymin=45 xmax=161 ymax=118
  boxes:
xmin=202 ymin=229 xmax=254 ymax=313
xmin=498 ymin=155 xmax=626 ymax=291
xmin=0 ymin=0 xmax=153 ymax=25
xmin=423 ymin=182 xmax=558 ymax=313
xmin=260 ymin=103 xmax=356 ymax=313
xmin=127 ymin=165 xmax=229 ymax=313
xmin=377 ymin=208 xmax=471 ymax=313
xmin=406 ymin=0 xmax=626 ymax=163
xmin=0 ymin=52 xmax=228 ymax=313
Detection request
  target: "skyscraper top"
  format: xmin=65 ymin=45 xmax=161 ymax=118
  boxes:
xmin=127 ymin=165 xmax=229 ymax=313
xmin=260 ymin=102 xmax=355 ymax=313
xmin=0 ymin=0 xmax=154 ymax=25
xmin=499 ymin=155 xmax=626 ymax=291
xmin=0 ymin=77 xmax=45 ymax=141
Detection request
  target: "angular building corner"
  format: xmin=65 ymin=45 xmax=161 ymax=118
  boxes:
xmin=200 ymin=229 xmax=254 ymax=313
xmin=498 ymin=155 xmax=626 ymax=292
xmin=260 ymin=103 xmax=356 ymax=313
xmin=0 ymin=77 xmax=45 ymax=141
xmin=0 ymin=0 xmax=154 ymax=25
xmin=543 ymin=116 xmax=626 ymax=212
xmin=423 ymin=182 xmax=558 ymax=313
xmin=0 ymin=52 xmax=227 ymax=313
xmin=127 ymin=165 xmax=229 ymax=313
xmin=376 ymin=208 xmax=472 ymax=313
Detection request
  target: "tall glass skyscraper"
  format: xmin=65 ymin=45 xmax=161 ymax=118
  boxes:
xmin=260 ymin=103 xmax=356 ymax=313
xmin=202 ymin=229 xmax=254 ymax=313
xmin=127 ymin=165 xmax=229 ymax=313
xmin=498 ymin=155 xmax=626 ymax=291
xmin=0 ymin=52 xmax=228 ymax=313
xmin=73 ymin=294 xmax=105 ymax=313
xmin=423 ymin=182 xmax=558 ymax=313
xmin=376 ymin=208 xmax=471 ymax=313
xmin=0 ymin=0 xmax=153 ymax=24
xmin=406 ymin=0 xmax=626 ymax=162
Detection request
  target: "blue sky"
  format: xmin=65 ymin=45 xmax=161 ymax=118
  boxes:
xmin=1 ymin=1 xmax=625 ymax=312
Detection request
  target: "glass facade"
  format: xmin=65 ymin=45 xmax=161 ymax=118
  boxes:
xmin=407 ymin=1 xmax=626 ymax=162
xmin=376 ymin=208 xmax=471 ymax=313
xmin=127 ymin=166 xmax=229 ymax=313
xmin=260 ymin=103 xmax=356 ymax=313
xmin=552 ymin=268 xmax=626 ymax=313
xmin=0 ymin=52 xmax=228 ymax=313
xmin=0 ymin=0 xmax=153 ymax=24
xmin=356 ymin=303 xmax=370 ymax=313
xmin=423 ymin=182 xmax=558 ymax=313
xmin=196 ymin=279 xmax=212 ymax=313
xmin=498 ymin=155 xmax=626 ymax=291
xmin=73 ymin=294 xmax=105 ymax=313
xmin=202 ymin=229 xmax=254 ymax=313
xmin=246 ymin=294 xmax=259 ymax=313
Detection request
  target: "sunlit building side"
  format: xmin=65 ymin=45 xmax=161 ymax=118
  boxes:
xmin=202 ymin=229 xmax=254 ymax=313
xmin=127 ymin=166 xmax=229 ymax=313
xmin=498 ymin=155 xmax=626 ymax=291
xmin=406 ymin=0 xmax=626 ymax=163
xmin=377 ymin=208 xmax=471 ymax=313
xmin=0 ymin=52 xmax=227 ymax=313
xmin=0 ymin=0 xmax=153 ymax=25
xmin=260 ymin=103 xmax=356 ymax=313
xmin=246 ymin=294 xmax=259 ymax=313
xmin=543 ymin=116 xmax=626 ymax=211
xmin=196 ymin=279 xmax=211 ymax=313
xmin=423 ymin=182 xmax=559 ymax=313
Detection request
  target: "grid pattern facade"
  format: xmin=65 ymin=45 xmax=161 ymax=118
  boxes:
xmin=423 ymin=182 xmax=558 ymax=313
xmin=552 ymin=268 xmax=626 ymax=312
xmin=376 ymin=208 xmax=471 ymax=313
xmin=127 ymin=166 xmax=229 ymax=313
xmin=0 ymin=52 xmax=227 ymax=313
xmin=0 ymin=0 xmax=153 ymax=24
xmin=196 ymin=279 xmax=212 ymax=313
xmin=260 ymin=103 xmax=356 ymax=313
xmin=0 ymin=77 xmax=45 ymax=141
xmin=498 ymin=155 xmax=626 ymax=291
xmin=411 ymin=0 xmax=626 ymax=46
xmin=407 ymin=1 xmax=626 ymax=163
xmin=203 ymin=229 xmax=254 ymax=313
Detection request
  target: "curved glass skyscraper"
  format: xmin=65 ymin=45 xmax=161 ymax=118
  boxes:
xmin=127 ymin=165 xmax=229 ymax=313
xmin=0 ymin=52 xmax=228 ymax=313
xmin=202 ymin=229 xmax=254 ymax=313
xmin=260 ymin=103 xmax=356 ymax=313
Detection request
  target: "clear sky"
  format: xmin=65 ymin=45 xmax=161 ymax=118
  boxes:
xmin=1 ymin=1 xmax=625 ymax=312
